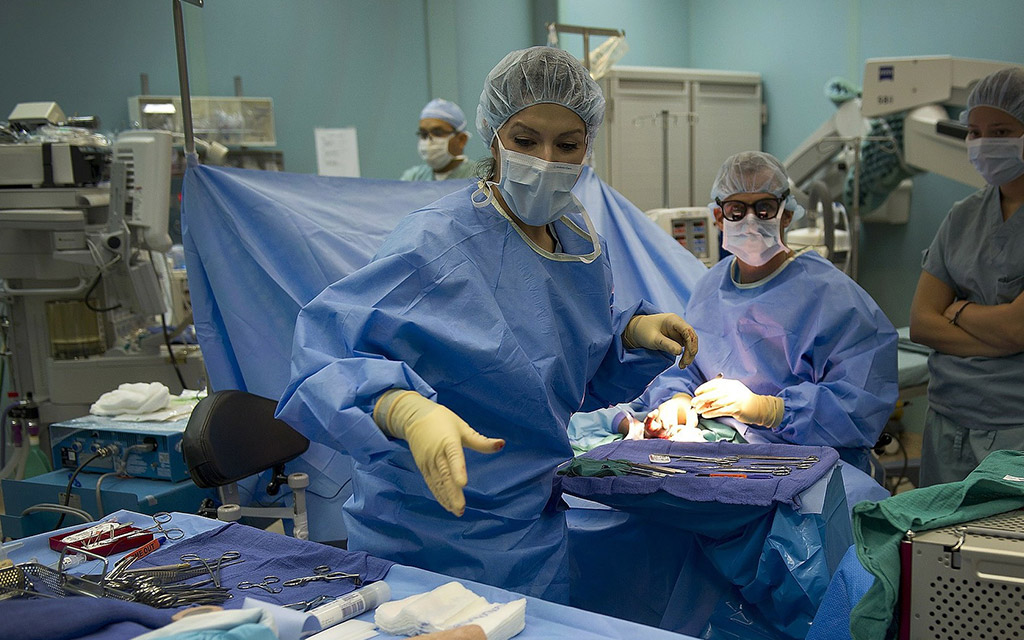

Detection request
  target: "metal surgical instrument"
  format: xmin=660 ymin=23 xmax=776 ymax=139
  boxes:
xmin=179 ymin=551 xmax=241 ymax=588
xmin=237 ymin=576 xmax=282 ymax=593
xmin=80 ymin=512 xmax=185 ymax=550
xmin=283 ymin=565 xmax=362 ymax=587
xmin=285 ymin=594 xmax=336 ymax=611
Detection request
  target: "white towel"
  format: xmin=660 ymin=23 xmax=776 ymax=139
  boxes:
xmin=374 ymin=582 xmax=525 ymax=640
xmin=90 ymin=382 xmax=171 ymax=416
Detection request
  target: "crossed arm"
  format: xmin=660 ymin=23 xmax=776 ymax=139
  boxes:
xmin=909 ymin=271 xmax=1024 ymax=357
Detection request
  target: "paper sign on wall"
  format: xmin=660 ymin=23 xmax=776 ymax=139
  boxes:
xmin=315 ymin=127 xmax=360 ymax=177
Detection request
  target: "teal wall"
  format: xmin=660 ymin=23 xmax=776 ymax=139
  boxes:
xmin=558 ymin=0 xmax=689 ymax=67
xmin=2 ymin=0 xmax=1022 ymax=327
xmin=0 ymin=0 xmax=543 ymax=178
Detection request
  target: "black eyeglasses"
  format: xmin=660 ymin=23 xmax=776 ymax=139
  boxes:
xmin=715 ymin=191 xmax=789 ymax=222
xmin=416 ymin=127 xmax=455 ymax=140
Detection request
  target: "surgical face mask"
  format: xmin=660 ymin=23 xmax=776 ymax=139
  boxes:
xmin=492 ymin=136 xmax=584 ymax=226
xmin=967 ymin=135 xmax=1024 ymax=186
xmin=722 ymin=213 xmax=785 ymax=267
xmin=418 ymin=135 xmax=455 ymax=170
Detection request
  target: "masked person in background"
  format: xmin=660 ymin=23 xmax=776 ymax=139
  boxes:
xmin=279 ymin=46 xmax=697 ymax=603
xmin=572 ymin=151 xmax=898 ymax=475
xmin=400 ymin=98 xmax=477 ymax=181
xmin=910 ymin=67 xmax=1024 ymax=486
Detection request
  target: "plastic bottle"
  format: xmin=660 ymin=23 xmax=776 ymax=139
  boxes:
xmin=22 ymin=393 xmax=51 ymax=479
xmin=308 ymin=581 xmax=391 ymax=629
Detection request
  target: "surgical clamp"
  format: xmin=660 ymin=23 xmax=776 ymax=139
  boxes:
xmin=283 ymin=565 xmax=362 ymax=587
xmin=237 ymin=576 xmax=282 ymax=593
xmin=179 ymin=551 xmax=242 ymax=588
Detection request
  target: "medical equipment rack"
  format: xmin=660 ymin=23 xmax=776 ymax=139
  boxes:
xmin=900 ymin=508 xmax=1024 ymax=640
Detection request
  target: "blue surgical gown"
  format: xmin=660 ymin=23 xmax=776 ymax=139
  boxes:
xmin=639 ymin=251 xmax=898 ymax=472
xmin=277 ymin=184 xmax=674 ymax=603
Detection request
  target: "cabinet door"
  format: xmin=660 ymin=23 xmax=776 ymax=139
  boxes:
xmin=606 ymin=87 xmax=691 ymax=212
xmin=692 ymin=80 xmax=763 ymax=204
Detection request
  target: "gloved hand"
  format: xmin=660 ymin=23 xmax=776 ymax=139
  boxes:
xmin=692 ymin=378 xmax=784 ymax=428
xmin=374 ymin=390 xmax=505 ymax=516
xmin=622 ymin=313 xmax=698 ymax=368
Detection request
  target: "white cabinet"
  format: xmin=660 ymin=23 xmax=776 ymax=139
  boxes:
xmin=592 ymin=66 xmax=763 ymax=211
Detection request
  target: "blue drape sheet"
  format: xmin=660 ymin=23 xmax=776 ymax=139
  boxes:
xmin=180 ymin=163 xmax=705 ymax=543
xmin=561 ymin=441 xmax=848 ymax=639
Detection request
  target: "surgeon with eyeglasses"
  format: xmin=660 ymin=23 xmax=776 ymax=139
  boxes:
xmin=400 ymin=98 xmax=477 ymax=181
xmin=279 ymin=46 xmax=697 ymax=603
xmin=627 ymin=151 xmax=898 ymax=474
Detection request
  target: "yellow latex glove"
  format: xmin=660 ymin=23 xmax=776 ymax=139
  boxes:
xmin=374 ymin=390 xmax=504 ymax=516
xmin=691 ymin=378 xmax=783 ymax=428
xmin=622 ymin=313 xmax=698 ymax=367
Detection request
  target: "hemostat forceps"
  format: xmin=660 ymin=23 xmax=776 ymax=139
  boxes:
xmin=283 ymin=565 xmax=362 ymax=587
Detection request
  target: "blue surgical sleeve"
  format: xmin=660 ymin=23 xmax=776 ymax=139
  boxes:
xmin=582 ymin=299 xmax=676 ymax=411
xmin=775 ymin=322 xmax=898 ymax=450
xmin=277 ymin=271 xmax=439 ymax=466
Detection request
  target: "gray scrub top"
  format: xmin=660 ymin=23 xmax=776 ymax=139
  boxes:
xmin=921 ymin=185 xmax=1024 ymax=428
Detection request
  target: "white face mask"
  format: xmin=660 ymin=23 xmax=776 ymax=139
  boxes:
xmin=966 ymin=135 xmax=1024 ymax=186
xmin=722 ymin=214 xmax=786 ymax=267
xmin=418 ymin=135 xmax=455 ymax=170
xmin=492 ymin=136 xmax=584 ymax=226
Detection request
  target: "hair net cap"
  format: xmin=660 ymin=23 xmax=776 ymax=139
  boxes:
xmin=421 ymin=98 xmax=467 ymax=133
xmin=710 ymin=151 xmax=804 ymax=221
xmin=476 ymin=46 xmax=605 ymax=152
xmin=959 ymin=67 xmax=1024 ymax=126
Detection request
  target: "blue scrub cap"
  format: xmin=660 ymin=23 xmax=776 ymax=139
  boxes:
xmin=476 ymin=46 xmax=605 ymax=153
xmin=959 ymin=67 xmax=1024 ymax=126
xmin=420 ymin=98 xmax=467 ymax=133
xmin=710 ymin=151 xmax=805 ymax=221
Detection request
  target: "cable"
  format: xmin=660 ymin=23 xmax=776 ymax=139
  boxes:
xmin=95 ymin=472 xmax=119 ymax=518
xmin=896 ymin=433 xmax=909 ymax=491
xmin=83 ymin=271 xmax=122 ymax=313
xmin=885 ymin=433 xmax=909 ymax=494
xmin=160 ymin=311 xmax=187 ymax=390
xmin=23 ymin=504 xmax=94 ymax=524
xmin=149 ymin=250 xmax=187 ymax=390
xmin=52 ymin=446 xmax=117 ymax=530
xmin=96 ymin=443 xmax=154 ymax=517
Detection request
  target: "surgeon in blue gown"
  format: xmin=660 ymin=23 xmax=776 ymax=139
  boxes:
xmin=631 ymin=152 xmax=898 ymax=474
xmin=277 ymin=46 xmax=697 ymax=604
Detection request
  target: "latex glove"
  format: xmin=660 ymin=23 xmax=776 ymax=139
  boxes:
xmin=692 ymin=378 xmax=783 ymax=428
xmin=374 ymin=390 xmax=505 ymax=516
xmin=622 ymin=313 xmax=698 ymax=367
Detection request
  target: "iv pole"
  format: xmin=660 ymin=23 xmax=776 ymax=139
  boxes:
xmin=172 ymin=0 xmax=202 ymax=159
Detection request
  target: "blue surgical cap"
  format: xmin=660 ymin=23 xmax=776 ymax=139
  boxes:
xmin=420 ymin=98 xmax=467 ymax=133
xmin=476 ymin=46 xmax=605 ymax=153
xmin=711 ymin=151 xmax=805 ymax=221
xmin=959 ymin=67 xmax=1024 ymax=126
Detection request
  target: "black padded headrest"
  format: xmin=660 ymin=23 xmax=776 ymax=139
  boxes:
xmin=183 ymin=390 xmax=309 ymax=488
